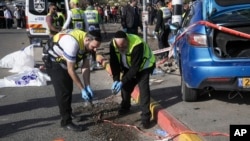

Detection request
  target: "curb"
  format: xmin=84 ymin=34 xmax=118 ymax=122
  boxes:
xmin=96 ymin=54 xmax=203 ymax=141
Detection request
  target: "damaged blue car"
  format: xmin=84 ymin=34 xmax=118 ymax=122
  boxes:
xmin=170 ymin=0 xmax=250 ymax=101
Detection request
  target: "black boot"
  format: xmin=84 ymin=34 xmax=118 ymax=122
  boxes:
xmin=62 ymin=122 xmax=83 ymax=132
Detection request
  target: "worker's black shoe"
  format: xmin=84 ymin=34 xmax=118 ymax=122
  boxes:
xmin=62 ymin=122 xmax=83 ymax=132
xmin=118 ymin=108 xmax=130 ymax=116
xmin=140 ymin=120 xmax=151 ymax=129
xmin=71 ymin=114 xmax=77 ymax=119
xmin=71 ymin=114 xmax=82 ymax=122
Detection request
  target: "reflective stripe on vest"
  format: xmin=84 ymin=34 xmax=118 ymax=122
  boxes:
xmin=84 ymin=10 xmax=99 ymax=24
xmin=112 ymin=34 xmax=156 ymax=71
xmin=47 ymin=13 xmax=58 ymax=26
xmin=53 ymin=29 xmax=86 ymax=52
xmin=160 ymin=7 xmax=171 ymax=19
xmin=71 ymin=8 xmax=84 ymax=30
xmin=57 ymin=12 xmax=65 ymax=23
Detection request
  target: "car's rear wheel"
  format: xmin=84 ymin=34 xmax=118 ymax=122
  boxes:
xmin=181 ymin=76 xmax=198 ymax=102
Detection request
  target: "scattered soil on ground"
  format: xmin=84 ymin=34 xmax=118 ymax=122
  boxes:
xmin=73 ymin=100 xmax=143 ymax=141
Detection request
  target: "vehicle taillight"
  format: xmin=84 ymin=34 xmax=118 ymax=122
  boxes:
xmin=188 ymin=33 xmax=207 ymax=47
xmin=206 ymin=78 xmax=232 ymax=82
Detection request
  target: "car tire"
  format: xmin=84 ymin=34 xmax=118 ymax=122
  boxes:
xmin=181 ymin=76 xmax=198 ymax=102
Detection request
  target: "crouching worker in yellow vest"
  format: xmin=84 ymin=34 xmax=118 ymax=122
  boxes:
xmin=109 ymin=31 xmax=156 ymax=129
xmin=42 ymin=29 xmax=102 ymax=131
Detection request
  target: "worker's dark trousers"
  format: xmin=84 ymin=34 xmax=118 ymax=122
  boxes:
xmin=157 ymin=28 xmax=170 ymax=49
xmin=46 ymin=63 xmax=73 ymax=126
xmin=121 ymin=66 xmax=154 ymax=122
xmin=157 ymin=28 xmax=170 ymax=58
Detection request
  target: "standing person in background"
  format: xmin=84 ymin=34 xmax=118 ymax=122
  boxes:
xmin=14 ymin=6 xmax=21 ymax=29
xmin=147 ymin=4 xmax=153 ymax=25
xmin=3 ymin=6 xmax=13 ymax=29
xmin=119 ymin=5 xmax=124 ymax=20
xmin=111 ymin=6 xmax=118 ymax=23
xmin=20 ymin=7 xmax=26 ymax=28
xmin=46 ymin=2 xmax=61 ymax=37
xmin=107 ymin=5 xmax=112 ymax=23
xmin=62 ymin=0 xmax=85 ymax=31
xmin=44 ymin=2 xmax=61 ymax=70
xmin=109 ymin=31 xmax=156 ymax=129
xmin=0 ymin=7 xmax=6 ymax=28
xmin=84 ymin=0 xmax=107 ymax=71
xmin=104 ymin=6 xmax=109 ymax=23
xmin=154 ymin=1 xmax=172 ymax=59
xmin=107 ymin=5 xmax=113 ymax=23
xmin=121 ymin=0 xmax=143 ymax=35
xmin=56 ymin=4 xmax=66 ymax=27
xmin=95 ymin=3 xmax=104 ymax=24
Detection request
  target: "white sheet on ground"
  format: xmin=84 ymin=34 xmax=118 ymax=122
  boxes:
xmin=0 ymin=44 xmax=51 ymax=88
xmin=0 ymin=44 xmax=35 ymax=73
xmin=0 ymin=68 xmax=51 ymax=88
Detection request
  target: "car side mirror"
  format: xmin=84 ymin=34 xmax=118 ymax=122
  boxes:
xmin=170 ymin=22 xmax=180 ymax=30
xmin=169 ymin=22 xmax=180 ymax=35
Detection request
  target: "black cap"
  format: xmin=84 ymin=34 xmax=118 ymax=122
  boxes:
xmin=88 ymin=30 xmax=102 ymax=42
xmin=114 ymin=30 xmax=127 ymax=38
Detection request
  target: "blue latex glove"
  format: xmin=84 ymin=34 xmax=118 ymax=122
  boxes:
xmin=85 ymin=85 xmax=94 ymax=99
xmin=81 ymin=88 xmax=91 ymax=101
xmin=111 ymin=81 xmax=118 ymax=90
xmin=111 ymin=81 xmax=122 ymax=94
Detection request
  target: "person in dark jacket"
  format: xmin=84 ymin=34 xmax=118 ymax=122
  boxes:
xmin=3 ymin=6 xmax=13 ymax=29
xmin=121 ymin=0 xmax=143 ymax=35
xmin=109 ymin=31 xmax=156 ymax=129
xmin=0 ymin=6 xmax=6 ymax=28
xmin=20 ymin=7 xmax=26 ymax=28
xmin=154 ymin=1 xmax=172 ymax=59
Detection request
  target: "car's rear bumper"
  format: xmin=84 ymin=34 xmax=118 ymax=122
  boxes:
xmin=183 ymin=61 xmax=250 ymax=91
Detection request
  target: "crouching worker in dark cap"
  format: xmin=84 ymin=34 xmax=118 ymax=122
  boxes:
xmin=109 ymin=31 xmax=156 ymax=129
xmin=44 ymin=29 xmax=102 ymax=131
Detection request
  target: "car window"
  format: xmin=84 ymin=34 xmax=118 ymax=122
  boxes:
xmin=212 ymin=9 xmax=250 ymax=23
xmin=215 ymin=0 xmax=250 ymax=6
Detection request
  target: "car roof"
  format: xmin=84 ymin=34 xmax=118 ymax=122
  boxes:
xmin=215 ymin=0 xmax=250 ymax=6
xmin=202 ymin=0 xmax=250 ymax=19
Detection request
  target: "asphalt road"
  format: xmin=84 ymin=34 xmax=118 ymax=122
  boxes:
xmin=1 ymin=24 xmax=250 ymax=141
